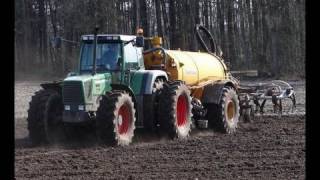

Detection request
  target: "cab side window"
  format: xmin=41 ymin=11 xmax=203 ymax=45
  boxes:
xmin=124 ymin=43 xmax=139 ymax=69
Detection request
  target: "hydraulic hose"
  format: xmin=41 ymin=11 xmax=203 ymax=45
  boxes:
xmin=194 ymin=24 xmax=217 ymax=54
xmin=194 ymin=24 xmax=229 ymax=79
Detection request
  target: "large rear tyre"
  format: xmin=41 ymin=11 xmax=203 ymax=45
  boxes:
xmin=207 ymin=86 xmax=240 ymax=134
xmin=96 ymin=91 xmax=136 ymax=146
xmin=158 ymin=81 xmax=192 ymax=139
xmin=27 ymin=89 xmax=65 ymax=145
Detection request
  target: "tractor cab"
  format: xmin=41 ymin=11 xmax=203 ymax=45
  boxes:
xmin=78 ymin=34 xmax=144 ymax=75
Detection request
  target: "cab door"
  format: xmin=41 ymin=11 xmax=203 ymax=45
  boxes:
xmin=123 ymin=42 xmax=140 ymax=86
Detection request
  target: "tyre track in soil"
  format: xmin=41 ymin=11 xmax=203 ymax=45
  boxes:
xmin=15 ymin=80 xmax=305 ymax=179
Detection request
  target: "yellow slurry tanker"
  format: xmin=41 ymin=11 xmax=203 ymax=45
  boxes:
xmin=142 ymin=25 xmax=241 ymax=136
xmin=141 ymin=24 xmax=296 ymax=138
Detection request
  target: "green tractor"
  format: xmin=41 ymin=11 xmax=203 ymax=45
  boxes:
xmin=27 ymin=28 xmax=192 ymax=146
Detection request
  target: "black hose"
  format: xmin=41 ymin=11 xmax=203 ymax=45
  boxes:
xmin=194 ymin=24 xmax=217 ymax=54
xmin=194 ymin=24 xmax=228 ymax=77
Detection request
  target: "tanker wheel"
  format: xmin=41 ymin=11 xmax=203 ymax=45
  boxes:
xmin=159 ymin=81 xmax=192 ymax=139
xmin=208 ymin=86 xmax=240 ymax=134
xmin=96 ymin=91 xmax=136 ymax=146
xmin=27 ymin=89 xmax=65 ymax=145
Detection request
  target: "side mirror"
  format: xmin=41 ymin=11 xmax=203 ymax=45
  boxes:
xmin=136 ymin=36 xmax=144 ymax=47
xmin=51 ymin=37 xmax=62 ymax=48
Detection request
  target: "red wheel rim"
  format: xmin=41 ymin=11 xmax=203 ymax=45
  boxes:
xmin=177 ymin=95 xmax=188 ymax=127
xmin=117 ymin=104 xmax=131 ymax=135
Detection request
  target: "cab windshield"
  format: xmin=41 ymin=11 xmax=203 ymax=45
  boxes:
xmin=80 ymin=42 xmax=121 ymax=72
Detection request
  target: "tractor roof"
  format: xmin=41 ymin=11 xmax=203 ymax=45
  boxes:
xmin=81 ymin=34 xmax=136 ymax=42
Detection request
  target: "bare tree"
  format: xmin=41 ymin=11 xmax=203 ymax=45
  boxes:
xmin=14 ymin=0 xmax=305 ymax=78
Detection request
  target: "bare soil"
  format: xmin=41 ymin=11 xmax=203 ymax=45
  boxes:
xmin=15 ymin=80 xmax=305 ymax=180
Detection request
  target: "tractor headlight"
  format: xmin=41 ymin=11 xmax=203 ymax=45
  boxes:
xmin=78 ymin=105 xmax=84 ymax=111
xmin=65 ymin=105 xmax=70 ymax=111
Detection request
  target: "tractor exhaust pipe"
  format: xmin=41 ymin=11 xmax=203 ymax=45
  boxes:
xmin=92 ymin=26 xmax=99 ymax=76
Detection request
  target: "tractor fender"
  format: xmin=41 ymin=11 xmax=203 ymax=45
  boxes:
xmin=131 ymin=70 xmax=168 ymax=95
xmin=40 ymin=80 xmax=62 ymax=94
xmin=201 ymin=80 xmax=237 ymax=104
xmin=111 ymin=84 xmax=137 ymax=104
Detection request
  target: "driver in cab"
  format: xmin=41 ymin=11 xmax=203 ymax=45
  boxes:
xmin=97 ymin=44 xmax=120 ymax=70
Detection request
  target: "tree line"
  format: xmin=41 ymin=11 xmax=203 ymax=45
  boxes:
xmin=15 ymin=0 xmax=305 ymax=78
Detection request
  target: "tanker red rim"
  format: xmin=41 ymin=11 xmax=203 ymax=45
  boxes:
xmin=118 ymin=104 xmax=131 ymax=135
xmin=177 ymin=95 xmax=188 ymax=127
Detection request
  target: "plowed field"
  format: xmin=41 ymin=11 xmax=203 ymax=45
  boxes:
xmin=15 ymin=80 xmax=305 ymax=179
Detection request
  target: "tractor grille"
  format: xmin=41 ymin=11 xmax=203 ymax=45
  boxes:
xmin=63 ymin=81 xmax=84 ymax=104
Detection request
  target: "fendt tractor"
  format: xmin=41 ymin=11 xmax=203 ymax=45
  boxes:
xmin=27 ymin=24 xmax=295 ymax=146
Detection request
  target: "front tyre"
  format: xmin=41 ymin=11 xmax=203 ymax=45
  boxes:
xmin=96 ymin=91 xmax=136 ymax=146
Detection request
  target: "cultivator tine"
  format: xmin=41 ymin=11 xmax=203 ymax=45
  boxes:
xmin=292 ymin=94 xmax=296 ymax=112
xmin=260 ymin=99 xmax=266 ymax=114
xmin=279 ymin=99 xmax=283 ymax=115
xmin=253 ymin=96 xmax=260 ymax=113
xmin=272 ymin=95 xmax=282 ymax=115
xmin=289 ymin=92 xmax=297 ymax=113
